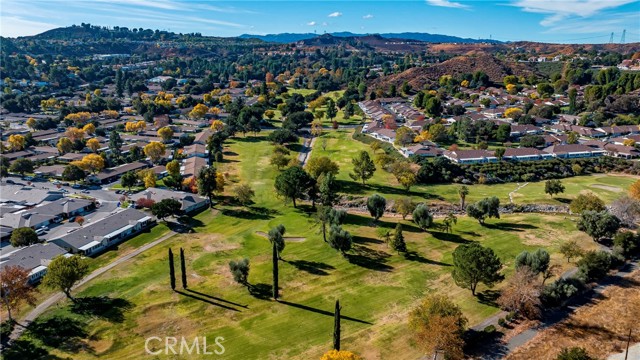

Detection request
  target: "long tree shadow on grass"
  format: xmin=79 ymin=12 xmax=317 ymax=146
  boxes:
xmin=220 ymin=208 xmax=274 ymax=220
xmin=278 ymin=300 xmax=373 ymax=325
xmin=175 ymin=290 xmax=241 ymax=312
xmin=346 ymin=244 xmax=393 ymax=272
xmin=483 ymin=222 xmax=538 ymax=232
xmin=431 ymin=231 xmax=471 ymax=244
xmin=232 ymin=135 xmax=267 ymax=143
xmin=70 ymin=296 xmax=133 ymax=323
xmin=352 ymin=235 xmax=383 ymax=245
xmin=342 ymin=214 xmax=423 ymax=233
xmin=2 ymin=339 xmax=64 ymax=360
xmin=247 ymin=283 xmax=272 ymax=300
xmin=186 ymin=289 xmax=248 ymax=308
xmin=288 ymin=260 xmax=335 ymax=275
xmin=404 ymin=251 xmax=452 ymax=267
xmin=476 ymin=290 xmax=501 ymax=307
xmin=335 ymin=180 xmax=438 ymax=198
xmin=25 ymin=315 xmax=92 ymax=353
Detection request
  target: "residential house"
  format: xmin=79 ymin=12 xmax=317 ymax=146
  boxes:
xmin=182 ymin=156 xmax=208 ymax=178
xmin=87 ymin=161 xmax=150 ymax=184
xmin=0 ymin=243 xmax=68 ymax=283
xmin=543 ymin=144 xmax=606 ymax=159
xmin=503 ymin=147 xmax=554 ymax=161
xmin=443 ymin=149 xmax=497 ymax=164
xmin=33 ymin=198 xmax=95 ymax=219
xmin=182 ymin=143 xmax=208 ymax=158
xmin=50 ymin=209 xmax=155 ymax=256
xmin=603 ymin=144 xmax=640 ymax=159
xmin=400 ymin=143 xmax=443 ymax=158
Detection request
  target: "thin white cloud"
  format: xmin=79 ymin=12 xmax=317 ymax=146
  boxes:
xmin=426 ymin=0 xmax=469 ymax=9
xmin=95 ymin=0 xmax=179 ymax=10
xmin=511 ymin=0 xmax=638 ymax=26
xmin=307 ymin=21 xmax=317 ymax=26
xmin=322 ymin=22 xmax=328 ymax=26
xmin=0 ymin=16 xmax=59 ymax=37
xmin=363 ymin=14 xmax=374 ymax=19
xmin=328 ymin=12 xmax=343 ymax=17
xmin=544 ymin=12 xmax=639 ymax=34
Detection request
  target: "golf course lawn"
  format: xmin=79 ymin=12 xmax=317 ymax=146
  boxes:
xmin=10 ymin=129 xmax=637 ymax=360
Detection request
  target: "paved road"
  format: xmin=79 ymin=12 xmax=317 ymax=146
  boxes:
xmin=7 ymin=230 xmax=176 ymax=344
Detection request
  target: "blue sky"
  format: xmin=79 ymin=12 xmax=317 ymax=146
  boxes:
xmin=1 ymin=0 xmax=639 ymax=43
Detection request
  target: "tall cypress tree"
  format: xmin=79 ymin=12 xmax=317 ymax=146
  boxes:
xmin=168 ymin=248 xmax=176 ymax=291
xmin=180 ymin=248 xmax=187 ymax=289
xmin=333 ymin=300 xmax=341 ymax=351
xmin=272 ymin=241 xmax=279 ymax=300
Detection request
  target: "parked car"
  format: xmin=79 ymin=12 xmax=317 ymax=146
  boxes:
xmin=81 ymin=190 xmax=90 ymax=194
xmin=72 ymin=184 xmax=83 ymax=189
xmin=52 ymin=180 xmax=61 ymax=185
xmin=23 ymin=176 xmax=34 ymax=181
xmin=115 ymin=190 xmax=123 ymax=194
xmin=62 ymin=182 xmax=70 ymax=186
xmin=6 ymin=179 xmax=15 ymax=184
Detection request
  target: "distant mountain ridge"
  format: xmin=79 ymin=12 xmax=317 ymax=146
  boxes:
xmin=239 ymin=32 xmax=499 ymax=44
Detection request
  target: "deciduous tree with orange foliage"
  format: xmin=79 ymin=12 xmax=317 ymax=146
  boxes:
xmin=210 ymin=120 xmax=224 ymax=132
xmin=65 ymin=127 xmax=85 ymax=142
xmin=0 ymin=265 xmax=38 ymax=323
xmin=86 ymin=138 xmax=101 ymax=152
xmin=57 ymin=137 xmax=73 ymax=154
xmin=504 ymin=108 xmax=523 ymax=119
xmin=158 ymin=126 xmax=174 ymax=142
xmin=72 ymin=153 xmax=105 ymax=174
xmin=7 ymin=134 xmax=25 ymax=151
xmin=409 ymin=295 xmax=467 ymax=360
xmin=143 ymin=141 xmax=166 ymax=164
xmin=26 ymin=117 xmax=36 ymax=130
xmin=83 ymin=123 xmax=96 ymax=135
xmin=189 ymin=103 xmax=209 ymax=119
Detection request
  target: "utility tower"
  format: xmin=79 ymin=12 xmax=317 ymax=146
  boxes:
xmin=609 ymin=32 xmax=614 ymax=44
xmin=621 ymin=29 xmax=626 ymax=44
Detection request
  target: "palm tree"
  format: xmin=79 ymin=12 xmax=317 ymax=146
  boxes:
xmin=458 ymin=186 xmax=469 ymax=210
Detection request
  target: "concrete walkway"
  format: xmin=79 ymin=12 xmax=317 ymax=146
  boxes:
xmin=7 ymin=230 xmax=176 ymax=344
xmin=298 ymin=136 xmax=316 ymax=166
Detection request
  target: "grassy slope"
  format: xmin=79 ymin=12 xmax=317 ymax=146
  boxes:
xmin=15 ymin=130 xmax=636 ymax=360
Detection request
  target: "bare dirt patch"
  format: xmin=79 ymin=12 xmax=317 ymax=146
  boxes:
xmin=255 ymin=231 xmax=306 ymax=242
xmin=506 ymin=269 xmax=640 ymax=360
xmin=589 ymin=184 xmax=623 ymax=193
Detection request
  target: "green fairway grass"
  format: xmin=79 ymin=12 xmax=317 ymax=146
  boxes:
xmin=11 ymin=129 xmax=635 ymax=360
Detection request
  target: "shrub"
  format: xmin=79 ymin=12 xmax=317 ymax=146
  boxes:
xmin=577 ymin=251 xmax=612 ymax=282
xmin=542 ymin=277 xmax=586 ymax=307
xmin=497 ymin=318 xmax=507 ymax=327
xmin=483 ymin=325 xmax=496 ymax=334
xmin=557 ymin=347 xmax=594 ymax=360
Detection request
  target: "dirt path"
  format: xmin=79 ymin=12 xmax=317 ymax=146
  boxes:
xmin=508 ymin=182 xmax=528 ymax=204
xmin=6 ymin=230 xmax=177 ymax=345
